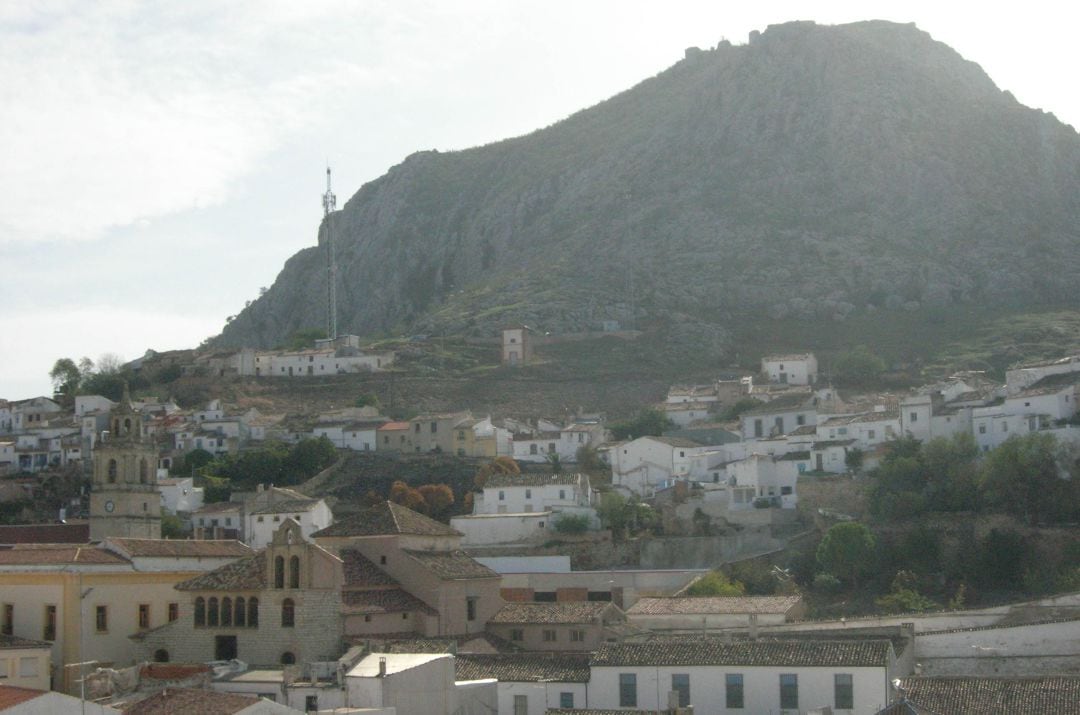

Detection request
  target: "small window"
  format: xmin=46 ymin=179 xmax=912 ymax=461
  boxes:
xmin=542 ymin=629 xmax=556 ymax=642
xmin=194 ymin=598 xmax=206 ymax=627
xmin=466 ymin=597 xmax=478 ymax=622
xmin=510 ymin=629 xmax=524 ymax=641
xmin=559 ymin=489 xmax=566 ymax=499
xmin=43 ymin=605 xmax=56 ymax=641
xmin=281 ymin=599 xmax=295 ymax=627
xmin=95 ymin=605 xmax=108 ymax=632
xmin=909 ymin=412 xmax=918 ymax=423
xmin=0 ymin=658 xmax=7 ymax=678
xmin=498 ymin=491 xmax=505 ymax=501
xmin=560 ymin=692 xmax=574 ymax=708
xmin=780 ymin=674 xmax=798 ymax=710
xmin=672 ymin=674 xmax=690 ymax=708
xmin=380 ymin=555 xmax=387 ymax=565
xmin=835 ymin=673 xmax=854 ymax=709
xmin=979 ymin=424 xmax=987 ymax=434
xmin=18 ymin=657 xmax=37 ymax=678
xmin=570 ymin=629 xmax=585 ymax=642
xmin=138 ymin=604 xmax=150 ymax=629
xmin=207 ymin=597 xmax=219 ymax=627
xmin=281 ymin=651 xmax=296 ymax=665
xmin=153 ymin=649 xmax=170 ymax=663
xmin=525 ymin=489 xmax=531 ymax=499
xmin=726 ymin=673 xmax=744 ymax=708
xmin=168 ymin=603 xmax=178 ymax=622
xmin=619 ymin=673 xmax=637 ymax=707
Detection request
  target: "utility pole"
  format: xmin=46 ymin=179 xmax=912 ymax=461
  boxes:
xmin=323 ymin=166 xmax=338 ymax=340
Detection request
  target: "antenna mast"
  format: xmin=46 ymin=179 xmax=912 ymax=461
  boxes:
xmin=322 ymin=166 xmax=338 ymax=340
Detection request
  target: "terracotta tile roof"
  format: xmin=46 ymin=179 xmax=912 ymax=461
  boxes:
xmin=456 ymin=653 xmax=590 ymax=683
xmin=591 ymin=638 xmax=891 ymax=668
xmin=359 ymin=633 xmax=521 ymax=654
xmin=192 ymin=501 xmax=243 ymax=515
xmin=403 ymin=550 xmax=498 ymax=580
xmin=0 ymin=685 xmax=45 ymax=709
xmin=763 ymin=353 xmax=815 ymax=362
xmin=490 ymin=602 xmax=613 ymax=625
xmin=121 ymin=687 xmax=261 ymax=714
xmin=0 ymin=633 xmax=51 ymax=650
xmin=485 ymin=473 xmax=582 ymax=489
xmin=900 ymin=676 xmax=1080 ymax=714
xmin=175 ymin=554 xmax=265 ymax=591
xmin=378 ymin=422 xmax=410 ymax=431
xmin=548 ymin=710 xmax=655 ymax=715
xmin=106 ymin=539 xmax=250 ymax=558
xmin=341 ymin=550 xmax=396 ymax=586
xmin=312 ymin=501 xmax=460 ymax=538
xmin=627 ymin=596 xmax=803 ymax=616
xmin=0 ymin=544 xmax=129 ymax=566
xmin=0 ymin=522 xmax=89 ymax=544
xmin=139 ymin=663 xmax=212 ymax=681
xmin=248 ymin=498 xmax=320 ymax=516
xmin=646 ymin=436 xmax=704 ymax=448
xmin=342 ymin=588 xmax=437 ymax=615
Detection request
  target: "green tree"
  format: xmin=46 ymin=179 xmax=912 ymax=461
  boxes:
xmin=553 ymin=513 xmax=590 ymax=534
xmin=161 ymin=512 xmax=186 ymax=539
xmin=609 ymin=408 xmax=672 ymax=441
xmin=174 ymin=448 xmax=215 ymax=476
xmin=685 ymin=570 xmax=746 ymax=596
xmin=283 ymin=437 xmax=338 ymax=483
xmin=49 ymin=358 xmax=82 ymax=402
xmin=817 ymin=522 xmax=876 ymax=589
xmin=844 ymin=447 xmax=864 ymax=474
xmin=575 ymin=444 xmax=605 ymax=472
xmin=831 ymin=345 xmax=886 ymax=386
xmin=282 ymin=328 xmax=327 ymax=351
xmin=546 ymin=452 xmax=562 ymax=473
xmin=979 ymin=433 xmax=1064 ymax=525
xmin=355 ymin=393 xmax=381 ymax=410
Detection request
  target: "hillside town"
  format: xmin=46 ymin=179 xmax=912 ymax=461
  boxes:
xmin=0 ymin=334 xmax=1078 ymax=713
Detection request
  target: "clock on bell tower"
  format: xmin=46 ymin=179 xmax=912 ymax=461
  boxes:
xmin=89 ymin=384 xmax=161 ymax=540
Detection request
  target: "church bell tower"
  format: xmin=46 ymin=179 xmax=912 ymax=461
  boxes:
xmin=89 ymin=385 xmax=161 ymax=540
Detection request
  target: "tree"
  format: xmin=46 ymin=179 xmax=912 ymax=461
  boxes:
xmin=553 ymin=513 xmax=590 ymax=534
xmin=474 ymin=456 xmax=519 ymax=489
xmin=546 ymin=452 xmax=562 ymax=473
xmin=979 ymin=433 xmax=1065 ymax=525
xmin=844 ymin=447 xmax=864 ymax=474
xmin=283 ymin=328 xmax=327 ymax=351
xmin=161 ymin=512 xmax=187 ymax=539
xmin=817 ymin=522 xmax=876 ymax=589
xmin=96 ymin=352 xmax=125 ymax=374
xmin=174 ymin=448 xmax=214 ymax=476
xmin=609 ymin=408 xmax=672 ymax=441
xmin=831 ymin=345 xmax=885 ymax=386
xmin=283 ymin=437 xmax=338 ymax=482
xmin=685 ymin=570 xmax=746 ymax=597
xmin=417 ymin=484 xmax=455 ymax=518
xmin=389 ymin=480 xmax=425 ymax=512
xmin=49 ymin=358 xmax=82 ymax=401
xmin=355 ymin=393 xmax=381 ymax=410
xmin=575 ymin=444 xmax=605 ymax=471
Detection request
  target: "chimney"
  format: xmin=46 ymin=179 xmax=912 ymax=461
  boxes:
xmin=378 ymin=657 xmax=387 ymax=677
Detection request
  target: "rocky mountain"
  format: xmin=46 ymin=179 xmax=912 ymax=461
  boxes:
xmin=216 ymin=20 xmax=1080 ymax=352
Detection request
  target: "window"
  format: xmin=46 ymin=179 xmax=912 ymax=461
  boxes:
xmin=18 ymin=657 xmax=37 ymax=678
xmin=95 ymin=605 xmax=108 ymax=632
xmin=542 ymin=629 xmax=556 ymax=642
xmin=194 ymin=598 xmax=206 ymax=627
xmin=525 ymin=489 xmax=531 ymax=499
xmin=796 ymin=414 xmax=806 ymax=426
xmin=168 ymin=603 xmax=179 ymax=622
xmin=281 ymin=598 xmax=295 ymax=627
xmin=780 ymin=674 xmax=798 ymax=710
xmin=909 ymin=412 xmax=918 ymax=423
xmin=43 ymin=605 xmax=56 ymax=641
xmin=569 ymin=629 xmax=585 ymax=642
xmin=560 ymin=692 xmax=574 ymax=708
xmin=835 ymin=673 xmax=854 ymax=709
xmin=548 ymin=443 xmax=556 ymax=453
xmin=1 ymin=605 xmax=10 ymax=636
xmin=107 ymin=459 xmax=117 ymax=483
xmin=510 ymin=629 xmax=524 ymax=642
xmin=221 ymin=598 xmax=232 ymax=627
xmin=754 ymin=419 xmax=763 ymax=438
xmin=559 ymin=489 xmax=566 ymax=499
xmin=248 ymin=598 xmax=259 ymax=627
xmin=138 ymin=604 xmax=150 ymax=629
xmin=530 ymin=444 xmax=538 ymax=455
xmin=0 ymin=659 xmax=6 ymax=679
xmin=290 ymin=556 xmax=301 ymax=588
xmin=672 ymin=674 xmax=690 ymax=708
xmin=414 ymin=423 xmax=420 ymax=433
xmin=1002 ymin=422 xmax=1009 ymax=432
xmin=430 ymin=421 xmax=437 ymax=433
xmin=498 ymin=491 xmax=505 ymax=501
xmin=380 ymin=555 xmax=387 ymax=565
xmin=153 ymin=649 xmax=169 ymax=663
xmin=466 ymin=597 xmax=477 ymax=622
xmin=619 ymin=673 xmax=637 ymax=707
xmin=275 ymin=556 xmax=285 ymax=588
xmin=207 ymin=598 xmax=219 ymax=627
xmin=868 ymin=429 xmax=876 ymax=439
xmin=513 ymin=694 xmax=527 ymax=715
xmin=281 ymin=651 xmax=296 ymax=665
xmin=979 ymin=424 xmax=987 ymax=434
xmin=726 ymin=673 xmax=744 ymax=708
xmin=234 ymin=598 xmax=245 ymax=627
xmin=305 ymin=695 xmax=318 ymax=713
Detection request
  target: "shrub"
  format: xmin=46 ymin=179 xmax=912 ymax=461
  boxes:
xmin=553 ymin=513 xmax=590 ymax=534
xmin=813 ymin=573 xmax=843 ymax=594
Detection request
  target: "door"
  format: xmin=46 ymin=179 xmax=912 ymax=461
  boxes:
xmin=215 ymin=635 xmax=237 ymax=661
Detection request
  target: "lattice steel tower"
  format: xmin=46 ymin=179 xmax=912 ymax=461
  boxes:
xmin=323 ymin=166 xmax=338 ymax=340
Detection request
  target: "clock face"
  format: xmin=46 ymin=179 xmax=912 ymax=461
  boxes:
xmin=104 ymin=500 xmax=115 ymax=513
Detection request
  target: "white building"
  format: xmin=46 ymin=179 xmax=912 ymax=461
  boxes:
xmin=625 ymin=595 xmax=806 ymax=632
xmin=346 ymin=652 xmax=462 ymax=715
xmin=158 ymin=476 xmax=205 ymax=515
xmin=1005 ymin=355 xmax=1080 ymax=395
xmin=255 ymin=349 xmax=394 ymax=378
xmin=452 ymin=473 xmax=597 ymax=546
xmin=588 ymin=639 xmax=901 ymax=713
xmin=501 ymin=326 xmax=533 ymax=367
xmin=455 ymin=653 xmax=589 ymax=714
xmin=727 ymin=454 xmax=799 ymax=509
xmin=741 ymin=396 xmax=818 ymax=441
xmin=242 ymin=486 xmax=333 ymax=550
xmin=761 ymin=353 xmax=818 ymax=386
xmin=312 ymin=420 xmax=385 ymax=451
xmin=610 ymin=436 xmax=710 ymax=497
xmin=816 ymin=410 xmax=899 ymax=450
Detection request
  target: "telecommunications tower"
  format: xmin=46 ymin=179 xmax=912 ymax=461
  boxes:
xmin=323 ymin=166 xmax=338 ymax=340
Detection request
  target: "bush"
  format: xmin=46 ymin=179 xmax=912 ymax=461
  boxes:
xmin=685 ymin=570 xmax=745 ymax=597
xmin=813 ymin=573 xmax=843 ymax=594
xmin=553 ymin=513 xmax=591 ymax=534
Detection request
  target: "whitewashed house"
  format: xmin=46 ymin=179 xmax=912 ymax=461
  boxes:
xmin=659 ymin=401 xmax=716 ymax=427
xmin=611 ymin=436 xmax=710 ymax=496
xmin=625 ymin=595 xmax=806 ymax=632
xmin=727 ymin=453 xmax=799 ymax=509
xmin=502 ymin=326 xmax=533 ymax=367
xmin=455 ymin=653 xmax=589 ymax=715
xmin=761 ymin=353 xmax=818 ymax=385
xmin=816 ymin=410 xmax=900 ymax=450
xmin=452 ymin=473 xmax=597 ymax=546
xmin=242 ymin=485 xmax=333 ymax=549
xmin=1004 ymin=379 xmax=1078 ymax=422
xmin=809 ymin=439 xmax=857 ymax=474
xmin=741 ymin=396 xmax=818 ymax=441
xmin=158 ymin=476 xmax=204 ymax=514
xmin=312 ymin=420 xmax=385 ymax=451
xmin=1005 ymin=355 xmax=1080 ymax=395
xmin=588 ymin=639 xmax=900 ymax=713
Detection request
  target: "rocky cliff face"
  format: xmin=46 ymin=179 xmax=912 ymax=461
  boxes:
xmin=215 ymin=20 xmax=1080 ymax=350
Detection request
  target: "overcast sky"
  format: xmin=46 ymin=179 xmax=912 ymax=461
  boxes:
xmin=2 ymin=1 xmax=1077 ymax=400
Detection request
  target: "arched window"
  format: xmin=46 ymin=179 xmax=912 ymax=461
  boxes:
xmin=124 ymin=418 xmax=132 ymax=434
xmin=248 ymin=598 xmax=259 ymax=627
xmin=139 ymin=459 xmax=148 ymax=484
xmin=153 ymin=649 xmax=169 ymax=663
xmin=280 ymin=651 xmax=296 ymax=665
xmin=207 ymin=597 xmax=219 ymax=627
xmin=289 ymin=556 xmax=300 ymax=589
xmin=235 ymin=597 xmax=246 ymax=627
xmin=194 ymin=597 xmax=206 ymax=627
xmin=281 ymin=598 xmax=295 ymax=627
xmin=112 ymin=419 xmax=120 ymax=435
xmin=221 ymin=597 xmax=232 ymax=627
xmin=107 ymin=459 xmax=117 ymax=483
xmin=274 ymin=556 xmax=285 ymax=589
